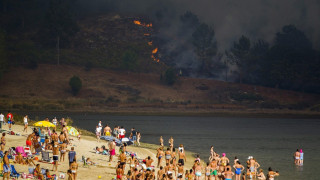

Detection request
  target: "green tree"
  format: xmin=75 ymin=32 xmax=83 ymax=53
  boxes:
xmin=43 ymin=0 xmax=79 ymax=65
xmin=267 ymin=25 xmax=315 ymax=89
xmin=0 ymin=29 xmax=7 ymax=79
xmin=164 ymin=68 xmax=177 ymax=86
xmin=226 ymin=35 xmax=251 ymax=83
xmin=121 ymin=50 xmax=138 ymax=71
xmin=69 ymin=76 xmax=82 ymax=96
xmin=192 ymin=23 xmax=218 ymax=76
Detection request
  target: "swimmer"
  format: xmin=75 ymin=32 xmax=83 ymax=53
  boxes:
xmin=233 ymin=161 xmax=245 ymax=180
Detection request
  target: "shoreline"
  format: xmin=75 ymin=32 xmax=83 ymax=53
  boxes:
xmin=16 ymin=109 xmax=320 ymax=119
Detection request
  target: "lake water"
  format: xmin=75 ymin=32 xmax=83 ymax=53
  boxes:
xmin=27 ymin=112 xmax=320 ymax=179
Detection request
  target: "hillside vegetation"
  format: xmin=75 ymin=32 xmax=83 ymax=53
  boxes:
xmin=0 ymin=64 xmax=319 ymax=115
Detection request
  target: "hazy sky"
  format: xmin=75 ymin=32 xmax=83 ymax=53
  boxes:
xmin=117 ymin=0 xmax=320 ymax=50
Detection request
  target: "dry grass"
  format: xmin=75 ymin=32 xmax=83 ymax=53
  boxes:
xmin=0 ymin=64 xmax=319 ymax=114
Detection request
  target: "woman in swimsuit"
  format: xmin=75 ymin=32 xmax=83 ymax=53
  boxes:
xmin=299 ymin=149 xmax=304 ymax=165
xmin=194 ymin=160 xmax=202 ymax=180
xmin=157 ymin=147 xmax=164 ymax=168
xmin=169 ymin=136 xmax=174 ymax=152
xmin=205 ymin=162 xmax=212 ymax=180
xmin=233 ymin=161 xmax=245 ymax=180
xmin=34 ymin=164 xmax=44 ymax=180
xmin=257 ymin=169 xmax=266 ymax=180
xmin=267 ymin=167 xmax=279 ymax=180
xmin=136 ymin=132 xmax=141 ymax=146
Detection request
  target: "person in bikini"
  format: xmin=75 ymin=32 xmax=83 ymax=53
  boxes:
xmin=34 ymin=164 xmax=44 ymax=180
xmin=168 ymin=136 xmax=174 ymax=152
xmin=222 ymin=167 xmax=234 ymax=180
xmin=119 ymin=151 xmax=127 ymax=172
xmin=294 ymin=149 xmax=300 ymax=165
xmin=205 ymin=162 xmax=212 ymax=180
xmin=145 ymin=156 xmax=154 ymax=170
xmin=257 ymin=169 xmax=266 ymax=180
xmin=70 ymin=159 xmax=78 ymax=180
xmin=165 ymin=148 xmax=172 ymax=164
xmin=116 ymin=165 xmax=123 ymax=180
xmin=157 ymin=147 xmax=165 ymax=168
xmin=267 ymin=167 xmax=279 ymax=180
xmin=219 ymin=153 xmax=229 ymax=167
xmin=52 ymin=141 xmax=60 ymax=172
xmin=233 ymin=161 xmax=245 ymax=180
xmin=60 ymin=141 xmax=67 ymax=162
xmin=159 ymin=136 xmax=164 ymax=147
xmin=194 ymin=160 xmax=202 ymax=180
xmin=59 ymin=132 xmax=65 ymax=144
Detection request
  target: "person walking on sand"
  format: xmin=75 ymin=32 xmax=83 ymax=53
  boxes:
xmin=23 ymin=115 xmax=29 ymax=133
xmin=0 ymin=112 xmax=4 ymax=130
xmin=68 ymin=147 xmax=77 ymax=167
xmin=294 ymin=149 xmax=300 ymax=165
xmin=233 ymin=161 xmax=245 ymax=180
xmin=6 ymin=111 xmax=13 ymax=130
xmin=299 ymin=149 xmax=304 ymax=165
xmin=130 ymin=127 xmax=137 ymax=145
xmin=95 ymin=125 xmax=102 ymax=142
xmin=109 ymin=139 xmax=116 ymax=162
xmin=119 ymin=126 xmax=126 ymax=140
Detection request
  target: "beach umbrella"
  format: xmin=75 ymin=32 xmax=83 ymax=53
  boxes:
xmin=66 ymin=126 xmax=79 ymax=136
xmin=33 ymin=121 xmax=56 ymax=128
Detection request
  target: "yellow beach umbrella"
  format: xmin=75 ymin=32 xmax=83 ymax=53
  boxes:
xmin=33 ymin=121 xmax=56 ymax=128
xmin=66 ymin=126 xmax=79 ymax=136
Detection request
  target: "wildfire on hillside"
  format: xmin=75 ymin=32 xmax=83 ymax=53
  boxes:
xmin=133 ymin=19 xmax=161 ymax=63
xmin=133 ymin=20 xmax=152 ymax=27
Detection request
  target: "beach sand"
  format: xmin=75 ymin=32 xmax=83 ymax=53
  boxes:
xmin=3 ymin=124 xmax=196 ymax=179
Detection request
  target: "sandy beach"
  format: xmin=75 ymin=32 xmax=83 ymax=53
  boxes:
xmin=2 ymin=124 xmax=196 ymax=180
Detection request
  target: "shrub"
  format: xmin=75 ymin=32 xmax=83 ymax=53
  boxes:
xmin=69 ymin=76 xmax=82 ymax=96
xmin=165 ymin=68 xmax=177 ymax=85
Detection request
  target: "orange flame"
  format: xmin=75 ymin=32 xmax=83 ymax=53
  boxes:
xmin=133 ymin=20 xmax=152 ymax=27
xmin=152 ymin=48 xmax=158 ymax=54
xmin=144 ymin=33 xmax=150 ymax=36
xmin=148 ymin=41 xmax=153 ymax=46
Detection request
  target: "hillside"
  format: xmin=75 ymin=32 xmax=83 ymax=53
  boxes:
xmin=0 ymin=64 xmax=319 ymax=116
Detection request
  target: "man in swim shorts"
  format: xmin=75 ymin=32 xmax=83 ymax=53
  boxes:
xmin=210 ymin=159 xmax=219 ymax=180
xmin=178 ymin=148 xmax=186 ymax=166
xmin=52 ymin=142 xmax=60 ymax=172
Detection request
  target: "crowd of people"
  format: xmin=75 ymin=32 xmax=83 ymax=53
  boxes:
xmin=0 ymin=112 xmax=294 ymax=180
xmin=0 ymin=112 xmax=78 ymax=180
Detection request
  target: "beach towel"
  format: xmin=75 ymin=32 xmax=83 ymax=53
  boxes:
xmin=10 ymin=165 xmax=20 ymax=179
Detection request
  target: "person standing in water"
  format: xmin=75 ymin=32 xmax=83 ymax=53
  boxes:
xmin=169 ymin=136 xmax=174 ymax=152
xmin=160 ymin=136 xmax=164 ymax=147
xmin=299 ymin=149 xmax=304 ymax=165
xmin=233 ymin=161 xmax=245 ymax=180
xmin=294 ymin=149 xmax=300 ymax=165
xmin=136 ymin=131 xmax=141 ymax=146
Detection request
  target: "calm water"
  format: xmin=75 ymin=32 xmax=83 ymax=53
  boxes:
xmin=27 ymin=112 xmax=320 ymax=179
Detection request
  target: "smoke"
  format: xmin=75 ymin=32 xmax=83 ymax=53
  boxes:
xmin=80 ymin=0 xmax=320 ymax=76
